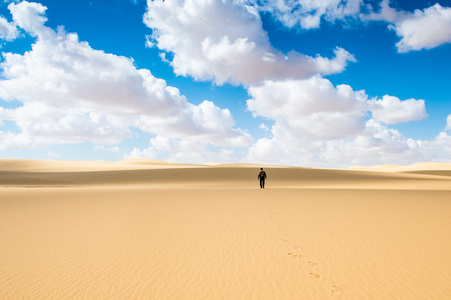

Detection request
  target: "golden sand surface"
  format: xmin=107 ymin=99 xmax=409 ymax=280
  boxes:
xmin=1 ymin=159 xmax=451 ymax=299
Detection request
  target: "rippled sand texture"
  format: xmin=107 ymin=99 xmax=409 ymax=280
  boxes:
xmin=1 ymin=159 xmax=451 ymax=299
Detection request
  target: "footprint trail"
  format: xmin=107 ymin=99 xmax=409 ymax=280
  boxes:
xmin=264 ymin=190 xmax=343 ymax=296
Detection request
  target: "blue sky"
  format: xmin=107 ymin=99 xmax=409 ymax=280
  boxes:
xmin=0 ymin=0 xmax=450 ymax=167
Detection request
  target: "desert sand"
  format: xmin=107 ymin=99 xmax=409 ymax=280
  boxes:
xmin=1 ymin=159 xmax=450 ymax=299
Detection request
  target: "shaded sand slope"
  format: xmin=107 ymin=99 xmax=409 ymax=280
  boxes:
xmin=1 ymin=159 xmax=451 ymax=299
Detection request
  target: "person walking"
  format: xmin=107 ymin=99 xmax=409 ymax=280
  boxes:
xmin=258 ymin=168 xmax=267 ymax=189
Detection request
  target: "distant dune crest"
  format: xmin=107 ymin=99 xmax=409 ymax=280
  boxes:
xmin=349 ymin=162 xmax=451 ymax=172
xmin=2 ymin=158 xmax=451 ymax=172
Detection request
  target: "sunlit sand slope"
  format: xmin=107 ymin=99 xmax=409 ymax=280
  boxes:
xmin=1 ymin=159 xmax=451 ymax=299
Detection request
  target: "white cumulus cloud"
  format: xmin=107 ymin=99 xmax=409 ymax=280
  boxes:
xmin=391 ymin=3 xmax=451 ymax=52
xmin=144 ymin=0 xmax=355 ymax=85
xmin=0 ymin=15 xmax=19 ymax=41
xmin=246 ymin=76 xmax=431 ymax=167
xmin=255 ymin=1 xmax=451 ymax=53
xmin=126 ymin=134 xmax=239 ymax=163
xmin=359 ymin=0 xmax=398 ymax=23
xmin=8 ymin=0 xmax=48 ymax=36
xmin=247 ymin=77 xmax=368 ymax=140
xmin=361 ymin=1 xmax=451 ymax=52
xmin=445 ymin=114 xmax=451 ymax=131
xmin=371 ymin=95 xmax=427 ymax=124
xmin=0 ymin=1 xmax=251 ymax=155
xmin=256 ymin=0 xmax=363 ymax=29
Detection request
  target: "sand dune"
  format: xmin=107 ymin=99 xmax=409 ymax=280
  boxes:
xmin=349 ymin=162 xmax=451 ymax=179
xmin=1 ymin=159 xmax=451 ymax=299
xmin=1 ymin=158 xmax=451 ymax=189
xmin=0 ymin=158 xmax=199 ymax=172
xmin=349 ymin=162 xmax=451 ymax=172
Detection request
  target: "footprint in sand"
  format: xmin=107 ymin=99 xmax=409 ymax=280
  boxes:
xmin=287 ymin=253 xmax=301 ymax=258
xmin=309 ymin=273 xmax=324 ymax=280
xmin=307 ymin=261 xmax=318 ymax=269
xmin=331 ymin=285 xmax=343 ymax=295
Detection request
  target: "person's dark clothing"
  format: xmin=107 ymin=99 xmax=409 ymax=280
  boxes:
xmin=258 ymin=170 xmax=267 ymax=188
